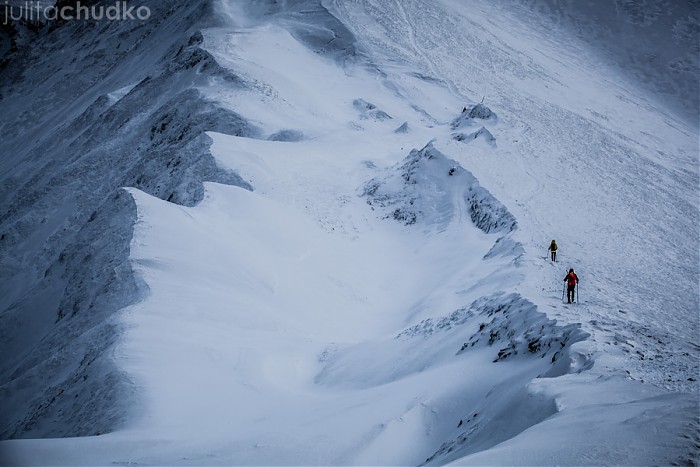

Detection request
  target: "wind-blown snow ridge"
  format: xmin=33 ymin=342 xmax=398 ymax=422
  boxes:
xmin=395 ymin=291 xmax=589 ymax=369
xmin=0 ymin=0 xmax=259 ymax=439
xmin=456 ymin=292 xmax=588 ymax=366
xmin=363 ymin=142 xmax=517 ymax=234
xmin=0 ymin=0 xmax=697 ymax=464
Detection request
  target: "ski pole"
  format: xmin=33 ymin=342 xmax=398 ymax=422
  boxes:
xmin=576 ymin=283 xmax=579 ymax=303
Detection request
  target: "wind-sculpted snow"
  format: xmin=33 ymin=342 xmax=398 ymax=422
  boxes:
xmin=452 ymin=126 xmax=496 ymax=146
xmin=394 ymin=121 xmax=409 ymax=133
xmin=316 ymin=291 xmax=592 ymax=462
xmin=396 ymin=292 xmax=589 ymax=368
xmin=353 ymin=98 xmax=392 ymax=121
xmin=450 ymin=104 xmax=497 ymax=146
xmin=0 ymin=189 xmax=142 ymax=439
xmin=0 ymin=0 xmax=697 ymax=463
xmin=224 ymin=0 xmax=361 ymax=65
xmin=483 ymin=235 xmax=525 ymax=261
xmin=363 ymin=142 xmax=516 ymax=234
xmin=167 ymin=30 xmax=244 ymax=84
xmin=0 ymin=0 xmax=365 ymax=439
xmin=396 ymin=305 xmax=474 ymax=339
xmin=0 ymin=1 xmax=258 ymax=439
xmin=315 ymin=291 xmax=583 ymax=389
xmin=451 ymin=103 xmax=497 ymax=130
xmin=267 ymin=129 xmax=305 ymax=142
xmin=406 ymin=294 xmax=590 ymax=466
xmin=421 ymin=384 xmax=559 ymax=466
xmin=457 ymin=293 xmax=589 ymax=365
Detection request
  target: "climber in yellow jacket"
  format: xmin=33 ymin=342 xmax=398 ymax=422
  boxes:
xmin=548 ymin=240 xmax=558 ymax=261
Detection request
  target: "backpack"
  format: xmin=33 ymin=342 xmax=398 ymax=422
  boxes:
xmin=566 ymin=273 xmax=577 ymax=287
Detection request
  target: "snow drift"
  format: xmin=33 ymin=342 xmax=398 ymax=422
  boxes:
xmin=0 ymin=0 xmax=697 ymax=465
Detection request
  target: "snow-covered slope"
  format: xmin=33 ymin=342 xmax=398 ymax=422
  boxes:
xmin=1 ymin=0 xmax=698 ymax=465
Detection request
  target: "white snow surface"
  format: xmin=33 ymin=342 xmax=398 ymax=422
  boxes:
xmin=1 ymin=0 xmax=698 ymax=465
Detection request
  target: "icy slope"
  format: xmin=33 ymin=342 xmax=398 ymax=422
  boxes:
xmin=1 ymin=0 xmax=698 ymax=465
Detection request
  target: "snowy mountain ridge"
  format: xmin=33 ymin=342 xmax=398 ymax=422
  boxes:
xmin=0 ymin=0 xmax=698 ymax=465
xmin=362 ymin=142 xmax=517 ymax=233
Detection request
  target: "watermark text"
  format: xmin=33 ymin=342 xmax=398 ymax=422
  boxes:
xmin=2 ymin=1 xmax=151 ymax=25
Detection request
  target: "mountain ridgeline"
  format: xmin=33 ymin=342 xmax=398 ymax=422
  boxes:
xmin=0 ymin=0 xmax=259 ymax=438
xmin=0 ymin=0 xmax=697 ymax=464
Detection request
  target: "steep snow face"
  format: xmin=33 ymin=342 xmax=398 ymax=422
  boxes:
xmin=0 ymin=0 xmax=698 ymax=465
xmin=0 ymin=0 xmax=257 ymax=439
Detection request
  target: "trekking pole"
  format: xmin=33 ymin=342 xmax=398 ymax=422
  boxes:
xmin=576 ymin=283 xmax=579 ymax=303
xmin=562 ymin=282 xmax=566 ymax=302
